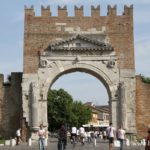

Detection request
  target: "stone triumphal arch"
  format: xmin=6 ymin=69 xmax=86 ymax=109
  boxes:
xmin=22 ymin=5 xmax=136 ymax=138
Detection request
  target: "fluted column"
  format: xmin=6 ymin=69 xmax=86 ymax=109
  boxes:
xmin=30 ymin=82 xmax=39 ymax=131
xmin=119 ymin=82 xmax=126 ymax=129
xmin=109 ymin=98 xmax=117 ymax=128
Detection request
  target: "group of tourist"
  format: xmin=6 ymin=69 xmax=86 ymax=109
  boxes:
xmin=106 ymin=122 xmax=126 ymax=150
xmin=15 ymin=123 xmax=150 ymax=150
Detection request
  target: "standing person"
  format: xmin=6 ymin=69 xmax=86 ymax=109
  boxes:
xmin=106 ymin=122 xmax=116 ymax=150
xmin=16 ymin=128 xmax=21 ymax=145
xmin=38 ymin=124 xmax=46 ymax=150
xmin=145 ymin=129 xmax=150 ymax=150
xmin=117 ymin=126 xmax=126 ymax=150
xmin=103 ymin=130 xmax=107 ymax=140
xmin=79 ymin=125 xmax=85 ymax=145
xmin=76 ymin=128 xmax=80 ymax=143
xmin=71 ymin=126 xmax=77 ymax=143
xmin=93 ymin=128 xmax=98 ymax=147
xmin=87 ymin=128 xmax=91 ymax=143
xmin=58 ymin=125 xmax=67 ymax=149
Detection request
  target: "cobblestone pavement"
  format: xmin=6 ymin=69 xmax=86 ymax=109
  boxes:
xmin=0 ymin=138 xmax=145 ymax=150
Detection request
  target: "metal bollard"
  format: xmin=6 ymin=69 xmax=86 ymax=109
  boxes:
xmin=45 ymin=138 xmax=48 ymax=146
xmin=10 ymin=139 xmax=16 ymax=147
xmin=94 ymin=138 xmax=96 ymax=147
xmin=28 ymin=138 xmax=32 ymax=146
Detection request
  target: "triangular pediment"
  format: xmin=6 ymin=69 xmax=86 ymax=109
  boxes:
xmin=45 ymin=35 xmax=113 ymax=51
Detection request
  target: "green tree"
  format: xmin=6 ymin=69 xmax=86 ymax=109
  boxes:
xmin=47 ymin=89 xmax=73 ymax=131
xmin=47 ymin=89 xmax=92 ymax=131
xmin=71 ymin=101 xmax=92 ymax=128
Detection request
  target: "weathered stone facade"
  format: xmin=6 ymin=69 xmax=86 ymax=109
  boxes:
xmin=0 ymin=73 xmax=22 ymax=139
xmin=0 ymin=5 xmax=149 ymax=140
xmin=22 ymin=5 xmax=136 ymax=140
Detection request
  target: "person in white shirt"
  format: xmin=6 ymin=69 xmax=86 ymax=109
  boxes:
xmin=79 ymin=126 xmax=85 ymax=145
xmin=106 ymin=123 xmax=116 ymax=150
xmin=16 ymin=128 xmax=21 ymax=145
xmin=71 ymin=126 xmax=77 ymax=143
xmin=38 ymin=124 xmax=46 ymax=150
xmin=87 ymin=128 xmax=91 ymax=143
xmin=71 ymin=126 xmax=77 ymax=135
xmin=117 ymin=126 xmax=126 ymax=150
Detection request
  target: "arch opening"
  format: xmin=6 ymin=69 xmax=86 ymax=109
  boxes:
xmin=48 ymin=67 xmax=112 ymax=100
xmin=51 ymin=72 xmax=109 ymax=105
xmin=47 ymin=69 xmax=111 ymax=130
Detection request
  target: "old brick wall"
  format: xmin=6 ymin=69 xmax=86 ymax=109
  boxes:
xmin=0 ymin=74 xmax=4 ymax=137
xmin=136 ymin=76 xmax=150 ymax=137
xmin=24 ymin=5 xmax=135 ymax=73
xmin=0 ymin=73 xmax=22 ymax=139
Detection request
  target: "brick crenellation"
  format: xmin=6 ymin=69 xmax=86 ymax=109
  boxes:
xmin=24 ymin=5 xmax=133 ymax=17
xmin=23 ymin=5 xmax=134 ymax=73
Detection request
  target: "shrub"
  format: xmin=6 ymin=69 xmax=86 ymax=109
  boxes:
xmin=141 ymin=75 xmax=150 ymax=84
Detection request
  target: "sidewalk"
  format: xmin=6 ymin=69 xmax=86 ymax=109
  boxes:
xmin=0 ymin=137 xmax=145 ymax=150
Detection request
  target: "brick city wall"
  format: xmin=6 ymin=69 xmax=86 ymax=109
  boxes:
xmin=1 ymin=73 xmax=149 ymax=139
xmin=24 ymin=5 xmax=135 ymax=73
xmin=0 ymin=73 xmax=22 ymax=139
xmin=136 ymin=76 xmax=150 ymax=137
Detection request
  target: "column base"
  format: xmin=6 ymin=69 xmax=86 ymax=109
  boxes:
xmin=30 ymin=127 xmax=39 ymax=141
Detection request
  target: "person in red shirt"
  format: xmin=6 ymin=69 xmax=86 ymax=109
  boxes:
xmin=145 ymin=129 xmax=150 ymax=150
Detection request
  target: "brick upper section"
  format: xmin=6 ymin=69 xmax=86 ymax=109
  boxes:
xmin=23 ymin=5 xmax=135 ymax=73
xmin=136 ymin=76 xmax=150 ymax=137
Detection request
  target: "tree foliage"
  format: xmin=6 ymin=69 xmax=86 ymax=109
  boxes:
xmin=47 ymin=89 xmax=92 ymax=131
xmin=141 ymin=75 xmax=150 ymax=84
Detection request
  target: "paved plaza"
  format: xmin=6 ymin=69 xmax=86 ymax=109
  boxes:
xmin=0 ymin=137 xmax=145 ymax=150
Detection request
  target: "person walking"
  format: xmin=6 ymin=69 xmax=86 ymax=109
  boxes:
xmin=106 ymin=122 xmax=116 ymax=150
xmin=38 ymin=124 xmax=46 ymax=150
xmin=71 ymin=126 xmax=77 ymax=143
xmin=16 ymin=128 xmax=21 ymax=145
xmin=87 ymin=128 xmax=91 ymax=143
xmin=79 ymin=125 xmax=85 ymax=145
xmin=103 ymin=130 xmax=107 ymax=140
xmin=58 ymin=125 xmax=67 ymax=149
xmin=117 ymin=126 xmax=126 ymax=150
xmin=145 ymin=129 xmax=150 ymax=150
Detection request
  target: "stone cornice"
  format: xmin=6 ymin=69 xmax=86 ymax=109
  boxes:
xmin=45 ymin=34 xmax=113 ymax=52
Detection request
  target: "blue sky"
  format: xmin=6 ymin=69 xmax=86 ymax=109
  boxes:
xmin=0 ymin=0 xmax=150 ymax=105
